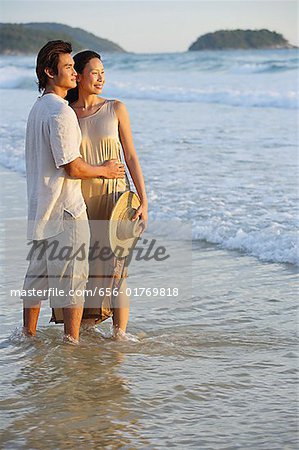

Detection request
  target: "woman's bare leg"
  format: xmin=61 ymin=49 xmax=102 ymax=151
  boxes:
xmin=112 ymin=280 xmax=130 ymax=333
xmin=79 ymin=280 xmax=130 ymax=332
xmin=113 ymin=306 xmax=130 ymax=333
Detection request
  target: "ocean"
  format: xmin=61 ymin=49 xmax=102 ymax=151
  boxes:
xmin=0 ymin=50 xmax=298 ymax=264
xmin=0 ymin=50 xmax=298 ymax=449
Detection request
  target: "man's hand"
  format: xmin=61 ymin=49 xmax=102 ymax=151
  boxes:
xmin=101 ymin=159 xmax=126 ymax=179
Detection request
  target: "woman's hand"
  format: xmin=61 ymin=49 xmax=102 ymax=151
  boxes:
xmin=101 ymin=159 xmax=125 ymax=179
xmin=132 ymin=203 xmax=148 ymax=233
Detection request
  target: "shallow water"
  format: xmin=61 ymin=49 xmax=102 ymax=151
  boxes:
xmin=1 ymin=171 xmax=297 ymax=448
xmin=1 ymin=286 xmax=298 ymax=450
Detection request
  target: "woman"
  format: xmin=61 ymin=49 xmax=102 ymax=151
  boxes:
xmin=52 ymin=50 xmax=148 ymax=339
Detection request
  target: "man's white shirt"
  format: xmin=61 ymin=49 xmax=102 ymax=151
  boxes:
xmin=25 ymin=93 xmax=86 ymax=240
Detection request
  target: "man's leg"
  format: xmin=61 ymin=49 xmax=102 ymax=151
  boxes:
xmin=22 ymin=239 xmax=48 ymax=338
xmin=23 ymin=300 xmax=41 ymax=336
xmin=63 ymin=306 xmax=84 ymax=341
xmin=49 ymin=211 xmax=90 ymax=342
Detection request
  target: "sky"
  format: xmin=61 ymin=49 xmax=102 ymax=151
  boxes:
xmin=1 ymin=0 xmax=298 ymax=53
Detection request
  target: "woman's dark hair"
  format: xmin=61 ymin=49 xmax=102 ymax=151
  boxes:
xmin=36 ymin=40 xmax=72 ymax=92
xmin=65 ymin=50 xmax=102 ymax=104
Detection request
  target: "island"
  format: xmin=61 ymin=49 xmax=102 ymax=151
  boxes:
xmin=188 ymin=29 xmax=296 ymax=51
xmin=0 ymin=22 xmax=126 ymax=54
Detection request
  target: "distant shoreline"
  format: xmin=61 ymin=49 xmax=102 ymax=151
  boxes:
xmin=1 ymin=24 xmax=298 ymax=55
xmin=0 ymin=22 xmax=126 ymax=55
xmin=188 ymin=29 xmax=297 ymax=51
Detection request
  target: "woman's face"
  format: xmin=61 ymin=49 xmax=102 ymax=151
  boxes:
xmin=77 ymin=57 xmax=105 ymax=95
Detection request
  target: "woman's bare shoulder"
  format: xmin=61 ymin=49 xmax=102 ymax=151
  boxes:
xmin=113 ymin=99 xmax=128 ymax=117
xmin=113 ymin=98 xmax=125 ymax=107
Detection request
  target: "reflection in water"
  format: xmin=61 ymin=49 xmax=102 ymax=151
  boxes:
xmin=1 ymin=169 xmax=298 ymax=448
xmin=1 ymin=328 xmax=148 ymax=449
xmin=1 ymin=303 xmax=298 ymax=449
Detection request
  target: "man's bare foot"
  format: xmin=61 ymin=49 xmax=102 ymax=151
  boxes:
xmin=22 ymin=327 xmax=36 ymax=337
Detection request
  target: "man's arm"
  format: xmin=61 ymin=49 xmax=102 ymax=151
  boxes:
xmin=63 ymin=158 xmax=125 ymax=180
xmin=49 ymin=109 xmax=125 ymax=180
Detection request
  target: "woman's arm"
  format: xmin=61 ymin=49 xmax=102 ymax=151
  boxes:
xmin=114 ymin=100 xmax=148 ymax=227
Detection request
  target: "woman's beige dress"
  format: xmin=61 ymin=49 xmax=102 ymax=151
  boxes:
xmin=51 ymin=99 xmax=130 ymax=324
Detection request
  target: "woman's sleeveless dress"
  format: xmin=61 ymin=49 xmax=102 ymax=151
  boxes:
xmin=80 ymin=99 xmax=130 ymax=322
xmin=51 ymin=99 xmax=130 ymax=324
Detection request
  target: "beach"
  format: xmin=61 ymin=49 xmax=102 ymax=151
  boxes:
xmin=0 ymin=50 xmax=298 ymax=449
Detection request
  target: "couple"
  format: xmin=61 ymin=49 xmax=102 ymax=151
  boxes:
xmin=22 ymin=40 xmax=148 ymax=343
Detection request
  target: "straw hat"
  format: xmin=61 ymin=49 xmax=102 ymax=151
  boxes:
xmin=109 ymin=191 xmax=143 ymax=258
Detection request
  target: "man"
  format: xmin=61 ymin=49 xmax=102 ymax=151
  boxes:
xmin=22 ymin=40 xmax=125 ymax=343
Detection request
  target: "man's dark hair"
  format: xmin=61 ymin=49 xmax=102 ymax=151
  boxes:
xmin=65 ymin=50 xmax=102 ymax=104
xmin=36 ymin=40 xmax=72 ymax=92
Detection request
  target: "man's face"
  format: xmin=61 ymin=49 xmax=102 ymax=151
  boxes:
xmin=52 ymin=53 xmax=77 ymax=90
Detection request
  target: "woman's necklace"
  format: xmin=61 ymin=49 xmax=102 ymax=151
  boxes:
xmin=75 ymin=101 xmax=105 ymax=112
